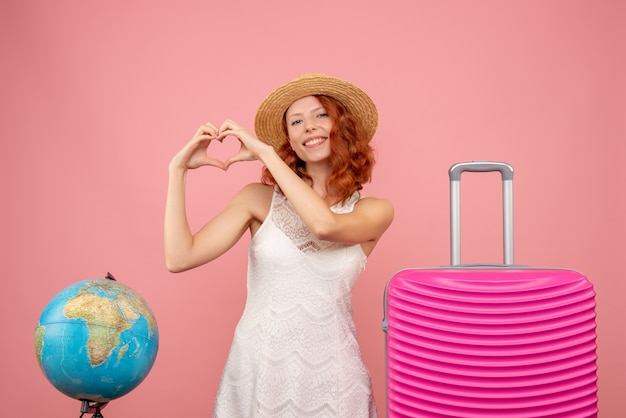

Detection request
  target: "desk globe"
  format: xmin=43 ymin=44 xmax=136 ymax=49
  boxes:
xmin=35 ymin=273 xmax=158 ymax=416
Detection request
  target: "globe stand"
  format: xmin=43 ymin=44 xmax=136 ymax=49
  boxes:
xmin=79 ymin=400 xmax=108 ymax=418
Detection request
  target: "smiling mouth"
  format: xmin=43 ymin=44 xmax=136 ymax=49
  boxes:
xmin=304 ymin=137 xmax=326 ymax=147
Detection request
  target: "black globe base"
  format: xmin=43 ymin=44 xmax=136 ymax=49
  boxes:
xmin=80 ymin=400 xmax=108 ymax=418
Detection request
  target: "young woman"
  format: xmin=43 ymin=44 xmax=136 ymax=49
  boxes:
xmin=164 ymin=73 xmax=394 ymax=417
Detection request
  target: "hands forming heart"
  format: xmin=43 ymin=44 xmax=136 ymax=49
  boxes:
xmin=171 ymin=119 xmax=269 ymax=171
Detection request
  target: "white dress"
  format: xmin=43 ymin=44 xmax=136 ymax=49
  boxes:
xmin=213 ymin=187 xmax=377 ymax=417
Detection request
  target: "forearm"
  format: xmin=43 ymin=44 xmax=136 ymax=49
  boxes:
xmin=163 ymin=166 xmax=194 ymax=272
xmin=257 ymin=148 xmax=337 ymax=238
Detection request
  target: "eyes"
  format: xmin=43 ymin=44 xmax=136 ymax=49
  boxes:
xmin=289 ymin=112 xmax=329 ymax=127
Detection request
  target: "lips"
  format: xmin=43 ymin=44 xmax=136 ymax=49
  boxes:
xmin=303 ymin=136 xmax=327 ymax=147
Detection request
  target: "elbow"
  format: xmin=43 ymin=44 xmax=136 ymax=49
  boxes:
xmin=165 ymin=262 xmax=184 ymax=274
xmin=313 ymin=229 xmax=333 ymax=242
xmin=164 ymin=256 xmax=191 ymax=274
xmin=166 ymin=264 xmax=185 ymax=274
xmin=310 ymin=220 xmax=336 ymax=241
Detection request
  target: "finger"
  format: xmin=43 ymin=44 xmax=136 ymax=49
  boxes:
xmin=223 ymin=157 xmax=237 ymax=171
xmin=215 ymin=130 xmax=232 ymax=141
xmin=224 ymin=147 xmax=255 ymax=167
xmin=218 ymin=119 xmax=241 ymax=134
xmin=188 ymin=135 xmax=214 ymax=148
xmin=204 ymin=157 xmax=227 ymax=171
xmin=216 ymin=127 xmax=241 ymax=142
xmin=220 ymin=119 xmax=235 ymax=128
xmin=223 ymin=154 xmax=250 ymax=170
xmin=217 ymin=126 xmax=248 ymax=142
xmin=203 ymin=121 xmax=218 ymax=131
xmin=195 ymin=123 xmax=218 ymax=137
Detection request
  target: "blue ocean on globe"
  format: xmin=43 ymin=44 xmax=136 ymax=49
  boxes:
xmin=35 ymin=278 xmax=159 ymax=403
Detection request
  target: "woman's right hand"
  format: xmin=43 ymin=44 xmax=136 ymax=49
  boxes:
xmin=170 ymin=122 xmax=227 ymax=171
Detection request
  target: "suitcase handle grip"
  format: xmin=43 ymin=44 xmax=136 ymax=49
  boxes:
xmin=449 ymin=161 xmax=514 ymax=181
xmin=449 ymin=161 xmax=514 ymax=266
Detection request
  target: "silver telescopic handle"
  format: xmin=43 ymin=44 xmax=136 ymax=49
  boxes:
xmin=449 ymin=161 xmax=514 ymax=266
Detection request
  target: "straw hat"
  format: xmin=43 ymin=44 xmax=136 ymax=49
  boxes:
xmin=254 ymin=73 xmax=378 ymax=151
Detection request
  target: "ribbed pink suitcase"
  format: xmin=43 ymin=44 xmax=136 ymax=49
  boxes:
xmin=382 ymin=162 xmax=598 ymax=418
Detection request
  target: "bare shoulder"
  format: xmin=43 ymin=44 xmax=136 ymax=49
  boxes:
xmin=231 ymin=182 xmax=273 ymax=208
xmin=353 ymin=196 xmax=394 ymax=256
xmin=230 ymin=182 xmax=274 ymax=229
xmin=234 ymin=182 xmax=273 ymax=199
xmin=354 ymin=196 xmax=394 ymax=232
xmin=356 ymin=196 xmax=394 ymax=220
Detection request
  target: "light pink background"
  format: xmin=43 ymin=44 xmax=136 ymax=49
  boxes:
xmin=2 ymin=1 xmax=624 ymax=416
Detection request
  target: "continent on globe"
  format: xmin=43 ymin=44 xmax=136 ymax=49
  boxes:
xmin=35 ymin=277 xmax=159 ymax=404
xmin=63 ymin=280 xmax=157 ymax=366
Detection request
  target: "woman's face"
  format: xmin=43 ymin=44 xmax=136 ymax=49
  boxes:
xmin=285 ymin=96 xmax=334 ymax=163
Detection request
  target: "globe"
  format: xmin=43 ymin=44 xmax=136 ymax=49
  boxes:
xmin=35 ymin=276 xmax=159 ymax=403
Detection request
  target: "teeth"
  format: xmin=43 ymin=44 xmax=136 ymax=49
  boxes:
xmin=305 ymin=138 xmax=325 ymax=146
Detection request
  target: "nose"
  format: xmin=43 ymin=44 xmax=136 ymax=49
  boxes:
xmin=304 ymin=116 xmax=316 ymax=132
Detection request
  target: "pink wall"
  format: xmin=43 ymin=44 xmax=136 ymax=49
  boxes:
xmin=2 ymin=0 xmax=624 ymax=416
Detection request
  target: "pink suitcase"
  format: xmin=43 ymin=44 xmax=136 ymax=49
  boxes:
xmin=382 ymin=162 xmax=597 ymax=417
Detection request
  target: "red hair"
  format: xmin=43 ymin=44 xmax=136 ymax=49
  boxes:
xmin=261 ymin=95 xmax=376 ymax=204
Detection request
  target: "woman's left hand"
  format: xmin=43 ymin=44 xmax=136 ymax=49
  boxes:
xmin=218 ymin=119 xmax=274 ymax=169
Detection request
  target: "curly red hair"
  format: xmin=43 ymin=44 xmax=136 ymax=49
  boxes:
xmin=260 ymin=95 xmax=376 ymax=204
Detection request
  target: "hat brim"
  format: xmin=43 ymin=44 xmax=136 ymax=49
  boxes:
xmin=254 ymin=73 xmax=378 ymax=151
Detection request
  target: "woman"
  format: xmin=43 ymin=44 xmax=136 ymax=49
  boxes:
xmin=164 ymin=73 xmax=394 ymax=417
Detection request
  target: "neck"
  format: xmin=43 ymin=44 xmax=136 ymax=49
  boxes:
xmin=304 ymin=161 xmax=334 ymax=203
